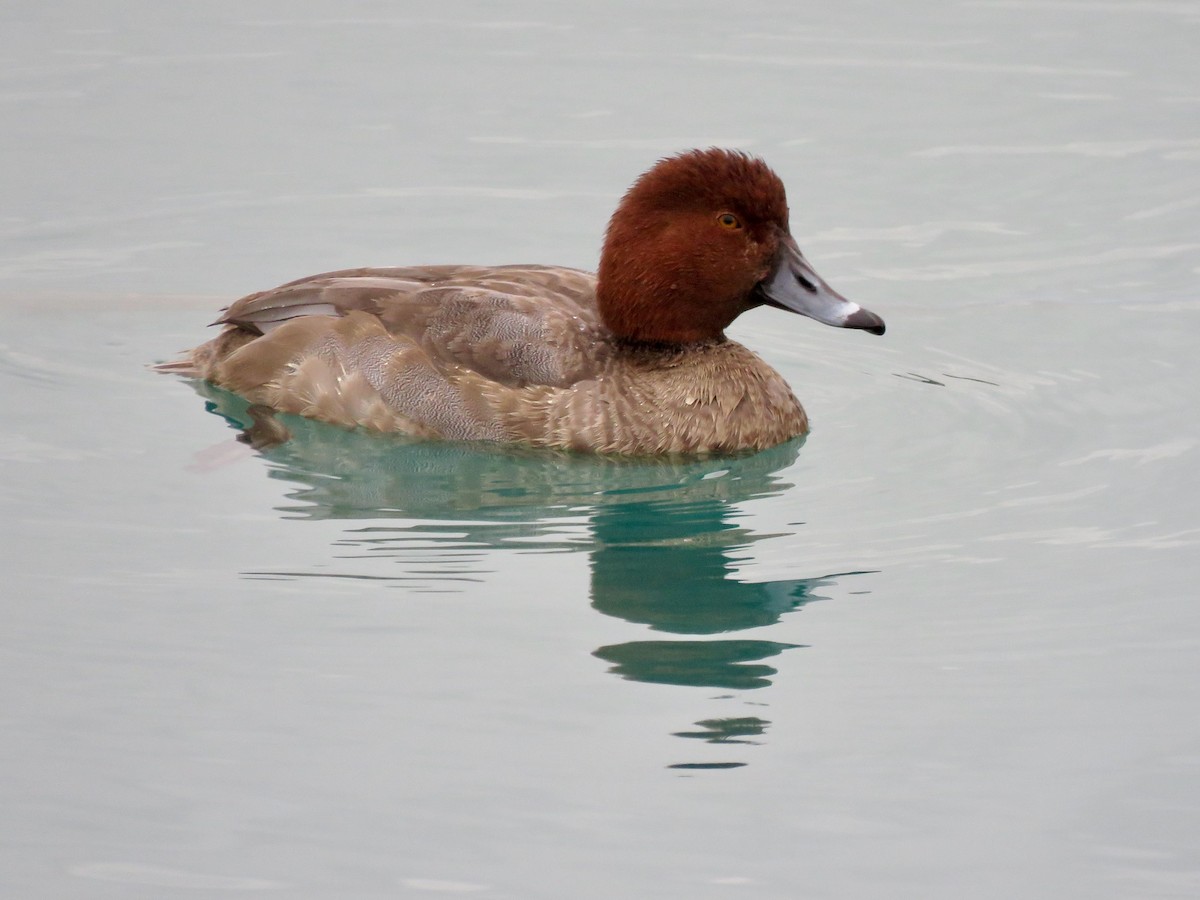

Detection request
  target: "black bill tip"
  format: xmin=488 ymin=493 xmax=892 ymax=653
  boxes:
xmin=845 ymin=308 xmax=886 ymax=335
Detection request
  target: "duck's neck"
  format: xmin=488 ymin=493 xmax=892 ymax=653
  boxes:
xmin=611 ymin=334 xmax=727 ymax=354
xmin=596 ymin=273 xmax=738 ymax=345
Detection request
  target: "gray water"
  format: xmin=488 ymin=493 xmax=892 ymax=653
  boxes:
xmin=3 ymin=1 xmax=1199 ymax=897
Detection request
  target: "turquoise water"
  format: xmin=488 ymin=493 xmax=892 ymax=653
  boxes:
xmin=3 ymin=2 xmax=1200 ymax=897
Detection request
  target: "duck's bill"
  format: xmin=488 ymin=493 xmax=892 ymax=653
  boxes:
xmin=758 ymin=235 xmax=885 ymax=335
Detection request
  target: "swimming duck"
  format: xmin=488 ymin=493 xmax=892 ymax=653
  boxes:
xmin=164 ymin=149 xmax=884 ymax=455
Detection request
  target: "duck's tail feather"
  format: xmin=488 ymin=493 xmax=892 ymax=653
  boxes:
xmin=154 ymin=327 xmax=258 ymax=381
xmin=152 ymin=355 xmax=201 ymax=377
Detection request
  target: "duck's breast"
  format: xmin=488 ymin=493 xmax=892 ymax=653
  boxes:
xmin=497 ymin=340 xmax=808 ymax=454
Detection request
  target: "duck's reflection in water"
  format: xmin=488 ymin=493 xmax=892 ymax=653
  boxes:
xmin=195 ymin=384 xmax=865 ymax=767
xmin=586 ymin=491 xmax=837 ymax=770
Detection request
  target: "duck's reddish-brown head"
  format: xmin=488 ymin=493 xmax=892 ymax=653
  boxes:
xmin=597 ymin=148 xmax=885 ymax=344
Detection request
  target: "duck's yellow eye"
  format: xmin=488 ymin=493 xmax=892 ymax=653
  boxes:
xmin=717 ymin=212 xmax=742 ymax=230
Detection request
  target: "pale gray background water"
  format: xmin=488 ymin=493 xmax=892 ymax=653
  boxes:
xmin=2 ymin=1 xmax=1199 ymax=898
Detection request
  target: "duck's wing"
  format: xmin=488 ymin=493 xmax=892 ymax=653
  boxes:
xmin=217 ymin=266 xmax=476 ymax=332
xmin=216 ymin=265 xmax=605 ymax=388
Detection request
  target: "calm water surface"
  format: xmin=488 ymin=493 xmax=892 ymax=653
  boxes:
xmin=3 ymin=2 xmax=1199 ymax=898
